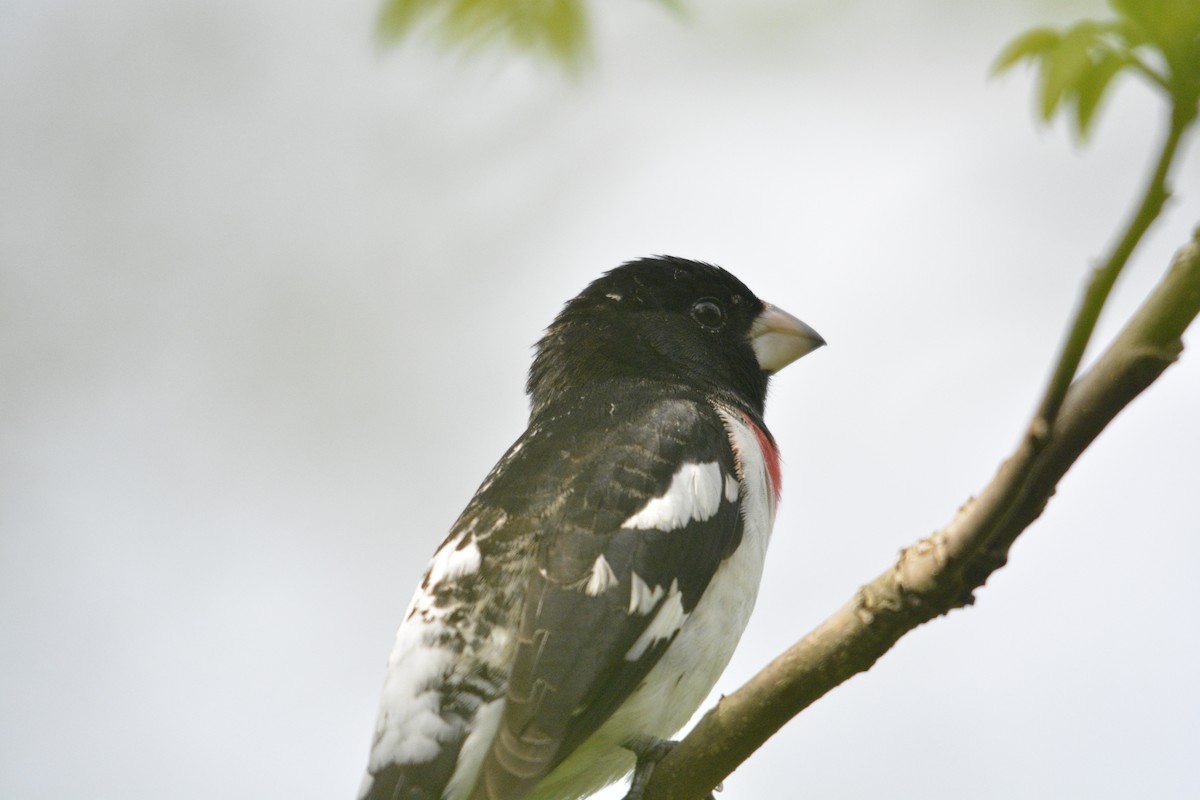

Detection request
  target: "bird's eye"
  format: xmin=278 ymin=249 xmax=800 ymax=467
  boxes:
xmin=690 ymin=299 xmax=726 ymax=330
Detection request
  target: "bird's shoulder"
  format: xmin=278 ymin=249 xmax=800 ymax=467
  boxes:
xmin=472 ymin=389 xmax=736 ymax=531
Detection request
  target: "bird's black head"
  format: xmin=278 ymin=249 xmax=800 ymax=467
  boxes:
xmin=527 ymin=256 xmax=823 ymax=420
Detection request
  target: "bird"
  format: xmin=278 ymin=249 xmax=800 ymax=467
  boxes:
xmin=358 ymin=256 xmax=824 ymax=800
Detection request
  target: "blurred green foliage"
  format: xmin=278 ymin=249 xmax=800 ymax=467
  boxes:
xmin=376 ymin=0 xmax=679 ymax=69
xmin=375 ymin=0 xmax=1199 ymax=139
xmin=994 ymin=0 xmax=1200 ymax=139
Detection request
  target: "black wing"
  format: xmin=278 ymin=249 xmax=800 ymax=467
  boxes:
xmin=470 ymin=395 xmax=744 ymax=800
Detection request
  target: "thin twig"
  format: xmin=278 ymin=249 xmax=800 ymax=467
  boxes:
xmin=1031 ymin=106 xmax=1189 ymax=435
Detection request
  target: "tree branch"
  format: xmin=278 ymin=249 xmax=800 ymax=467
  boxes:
xmin=641 ymin=226 xmax=1200 ymax=800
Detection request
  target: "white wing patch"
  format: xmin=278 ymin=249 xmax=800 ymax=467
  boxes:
xmin=365 ymin=510 xmax=512 ymax=783
xmin=622 ymin=461 xmax=726 ymax=531
xmin=425 ymin=510 xmax=508 ymax=591
xmin=425 ymin=532 xmax=482 ymax=589
xmin=724 ymin=472 xmax=739 ymax=502
xmin=443 ymin=697 xmax=506 ymax=800
xmin=367 ymin=611 xmax=459 ymax=769
xmin=629 ymin=571 xmax=665 ymax=615
xmin=583 ymin=554 xmax=618 ymax=596
xmin=625 ymin=579 xmax=689 ymax=660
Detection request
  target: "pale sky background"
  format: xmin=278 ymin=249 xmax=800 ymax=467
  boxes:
xmin=2 ymin=0 xmax=1198 ymax=798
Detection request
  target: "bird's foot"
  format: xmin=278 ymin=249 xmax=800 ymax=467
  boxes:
xmin=620 ymin=737 xmax=719 ymax=800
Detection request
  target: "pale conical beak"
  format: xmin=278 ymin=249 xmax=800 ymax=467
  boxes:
xmin=750 ymin=303 xmax=825 ymax=373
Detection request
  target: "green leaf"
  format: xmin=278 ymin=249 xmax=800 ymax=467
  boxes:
xmin=1110 ymin=0 xmax=1200 ymax=75
xmin=375 ymin=0 xmax=682 ymax=68
xmin=1074 ymin=50 xmax=1126 ymax=139
xmin=992 ymin=27 xmax=1061 ymax=75
xmin=1110 ymin=0 xmax=1200 ymax=113
xmin=1037 ymin=25 xmax=1100 ymax=122
xmin=438 ymin=0 xmax=589 ymax=65
xmin=378 ymin=0 xmax=439 ymax=41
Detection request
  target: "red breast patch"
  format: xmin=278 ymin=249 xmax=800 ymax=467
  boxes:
xmin=742 ymin=412 xmax=782 ymax=502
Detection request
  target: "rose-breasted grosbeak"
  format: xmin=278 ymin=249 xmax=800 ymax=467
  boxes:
xmin=358 ymin=257 xmax=824 ymax=800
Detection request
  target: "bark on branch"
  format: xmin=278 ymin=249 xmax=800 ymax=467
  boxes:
xmin=641 ymin=226 xmax=1200 ymax=800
